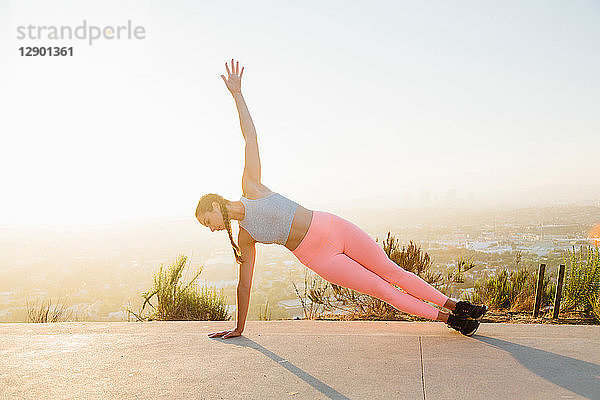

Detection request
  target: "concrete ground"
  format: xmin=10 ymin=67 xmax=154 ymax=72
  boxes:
xmin=1 ymin=320 xmax=598 ymax=400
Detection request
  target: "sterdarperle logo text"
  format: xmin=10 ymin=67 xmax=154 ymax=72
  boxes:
xmin=16 ymin=20 xmax=146 ymax=46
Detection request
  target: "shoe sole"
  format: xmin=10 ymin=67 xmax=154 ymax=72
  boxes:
xmin=446 ymin=322 xmax=480 ymax=336
xmin=462 ymin=320 xmax=481 ymax=336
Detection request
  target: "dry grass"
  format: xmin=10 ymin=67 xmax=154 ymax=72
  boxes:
xmin=127 ymin=254 xmax=230 ymax=321
xmin=25 ymin=296 xmax=77 ymax=323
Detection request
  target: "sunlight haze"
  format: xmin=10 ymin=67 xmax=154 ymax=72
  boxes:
xmin=2 ymin=0 xmax=599 ymax=227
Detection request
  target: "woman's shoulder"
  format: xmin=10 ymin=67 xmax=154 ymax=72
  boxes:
xmin=242 ymin=181 xmax=275 ymax=200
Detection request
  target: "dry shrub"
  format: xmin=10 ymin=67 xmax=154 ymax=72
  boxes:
xmin=26 ymin=296 xmax=76 ymax=323
xmin=128 ymin=255 xmax=229 ymax=321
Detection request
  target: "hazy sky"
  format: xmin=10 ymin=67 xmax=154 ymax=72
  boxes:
xmin=2 ymin=0 xmax=599 ymax=227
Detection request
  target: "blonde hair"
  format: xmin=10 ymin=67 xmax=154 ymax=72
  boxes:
xmin=195 ymin=193 xmax=243 ymax=265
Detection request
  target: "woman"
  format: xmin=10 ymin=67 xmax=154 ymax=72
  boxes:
xmin=196 ymin=59 xmax=487 ymax=339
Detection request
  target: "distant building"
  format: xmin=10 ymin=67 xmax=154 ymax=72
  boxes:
xmin=108 ymin=310 xmax=127 ymax=321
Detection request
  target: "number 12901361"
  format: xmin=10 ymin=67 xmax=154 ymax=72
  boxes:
xmin=19 ymin=47 xmax=73 ymax=56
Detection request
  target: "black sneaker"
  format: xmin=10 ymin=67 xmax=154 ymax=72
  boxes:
xmin=446 ymin=313 xmax=480 ymax=337
xmin=452 ymin=300 xmax=488 ymax=320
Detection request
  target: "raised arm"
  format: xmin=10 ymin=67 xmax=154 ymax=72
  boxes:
xmin=220 ymin=59 xmax=261 ymax=188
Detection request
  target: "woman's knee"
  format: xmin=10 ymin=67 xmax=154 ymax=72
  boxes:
xmin=391 ymin=266 xmax=421 ymax=284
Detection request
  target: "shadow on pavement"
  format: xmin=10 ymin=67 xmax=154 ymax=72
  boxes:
xmin=210 ymin=336 xmax=351 ymax=400
xmin=474 ymin=335 xmax=599 ymax=400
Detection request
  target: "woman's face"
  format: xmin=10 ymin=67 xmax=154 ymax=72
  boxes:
xmin=198 ymin=202 xmax=225 ymax=232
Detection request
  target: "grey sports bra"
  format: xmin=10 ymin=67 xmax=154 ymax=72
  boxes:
xmin=238 ymin=191 xmax=300 ymax=245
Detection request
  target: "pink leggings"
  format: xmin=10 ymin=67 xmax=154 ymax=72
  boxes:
xmin=291 ymin=211 xmax=449 ymax=320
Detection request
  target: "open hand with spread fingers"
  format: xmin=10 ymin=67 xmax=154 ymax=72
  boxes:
xmin=220 ymin=58 xmax=244 ymax=95
xmin=208 ymin=327 xmax=243 ymax=339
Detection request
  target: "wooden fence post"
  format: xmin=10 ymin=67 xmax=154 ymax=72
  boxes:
xmin=533 ymin=263 xmax=546 ymax=318
xmin=552 ymin=264 xmax=566 ymax=319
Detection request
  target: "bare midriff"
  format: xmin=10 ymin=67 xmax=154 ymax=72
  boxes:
xmin=242 ymin=185 xmax=313 ymax=251
xmin=284 ymin=205 xmax=313 ymax=252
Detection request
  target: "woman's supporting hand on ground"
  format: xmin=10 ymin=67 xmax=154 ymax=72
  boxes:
xmin=208 ymin=327 xmax=243 ymax=339
xmin=221 ymin=58 xmax=244 ymax=95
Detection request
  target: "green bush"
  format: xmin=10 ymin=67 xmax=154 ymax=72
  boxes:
xmin=591 ymin=291 xmax=600 ymax=322
xmin=469 ymin=267 xmax=555 ymax=312
xmin=562 ymin=245 xmax=600 ymax=314
xmin=439 ymin=256 xmax=478 ymax=298
xmin=128 ymin=255 xmax=230 ymax=321
xmin=378 ymin=233 xmax=443 ymax=287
